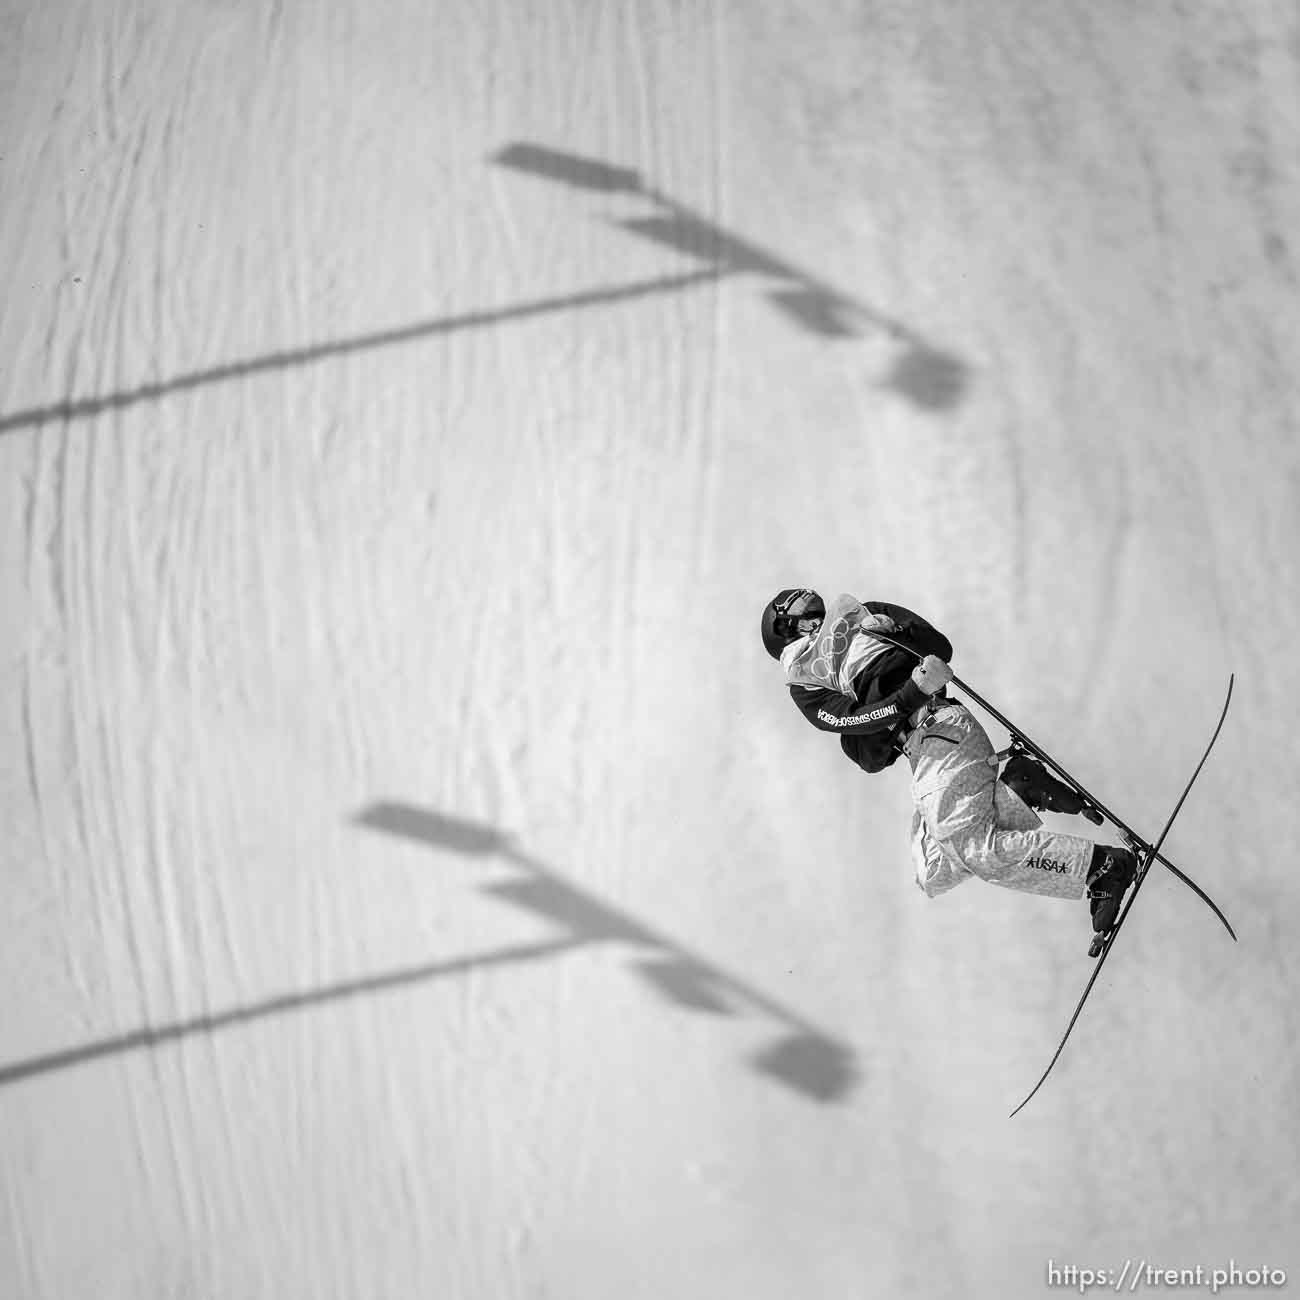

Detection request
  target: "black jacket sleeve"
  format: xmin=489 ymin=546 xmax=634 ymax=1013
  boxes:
xmin=789 ymin=676 xmax=928 ymax=736
xmin=863 ymin=601 xmax=953 ymax=662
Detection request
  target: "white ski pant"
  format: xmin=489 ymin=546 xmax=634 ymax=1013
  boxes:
xmin=904 ymin=702 xmax=1092 ymax=901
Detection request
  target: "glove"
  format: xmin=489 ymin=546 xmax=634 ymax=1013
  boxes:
xmin=911 ymin=654 xmax=953 ymax=696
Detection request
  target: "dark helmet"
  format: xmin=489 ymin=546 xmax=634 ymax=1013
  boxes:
xmin=760 ymin=588 xmax=825 ymax=660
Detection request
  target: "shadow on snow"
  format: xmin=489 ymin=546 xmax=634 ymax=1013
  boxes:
xmin=0 ymin=143 xmax=966 ymax=436
xmin=0 ymin=805 xmax=860 ymax=1106
xmin=494 ymin=142 xmax=967 ymax=410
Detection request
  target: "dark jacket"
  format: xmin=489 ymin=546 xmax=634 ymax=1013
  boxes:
xmin=789 ymin=600 xmax=953 ymax=773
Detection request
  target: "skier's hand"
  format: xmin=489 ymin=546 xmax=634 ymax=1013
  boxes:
xmin=911 ymin=655 xmax=953 ymax=696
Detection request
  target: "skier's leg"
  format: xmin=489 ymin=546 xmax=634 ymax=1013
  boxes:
xmin=910 ymin=804 xmax=973 ymax=897
xmin=1000 ymin=753 xmax=1103 ymax=824
xmin=906 ymin=703 xmax=1093 ymax=900
xmin=950 ymin=817 xmax=1092 ymax=900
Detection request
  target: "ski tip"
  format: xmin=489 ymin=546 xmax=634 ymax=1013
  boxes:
xmin=1009 ymin=1081 xmax=1046 ymax=1118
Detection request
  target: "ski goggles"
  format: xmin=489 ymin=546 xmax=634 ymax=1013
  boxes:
xmin=773 ymin=589 xmax=820 ymax=621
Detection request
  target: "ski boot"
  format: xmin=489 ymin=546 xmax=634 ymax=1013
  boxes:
xmin=1085 ymin=843 xmax=1139 ymax=957
xmin=1000 ymin=751 xmax=1104 ymax=825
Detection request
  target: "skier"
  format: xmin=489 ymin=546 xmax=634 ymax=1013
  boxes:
xmin=760 ymin=589 xmax=1138 ymax=945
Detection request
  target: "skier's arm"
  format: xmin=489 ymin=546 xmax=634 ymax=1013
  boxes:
xmin=861 ymin=600 xmax=954 ymax=662
xmin=789 ymin=676 xmax=930 ymax=735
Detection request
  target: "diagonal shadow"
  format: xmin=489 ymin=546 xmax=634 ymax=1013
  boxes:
xmin=0 ymin=806 xmax=861 ymax=1105
xmin=0 ymin=269 xmax=723 ymax=437
xmin=0 ymin=938 xmax=581 ymax=1088
xmin=354 ymin=804 xmax=861 ymax=1104
xmin=493 ymin=142 xmax=970 ymax=409
xmin=0 ymin=140 xmax=967 ymax=437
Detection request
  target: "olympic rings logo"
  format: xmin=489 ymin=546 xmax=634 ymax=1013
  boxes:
xmin=810 ymin=615 xmax=854 ymax=684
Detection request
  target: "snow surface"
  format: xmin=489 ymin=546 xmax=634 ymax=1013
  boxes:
xmin=2 ymin=2 xmax=1298 ymax=1297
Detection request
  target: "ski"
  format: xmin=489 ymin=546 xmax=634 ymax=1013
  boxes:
xmin=873 ymin=633 xmax=1236 ymax=942
xmin=1008 ymin=675 xmax=1234 ymax=1116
